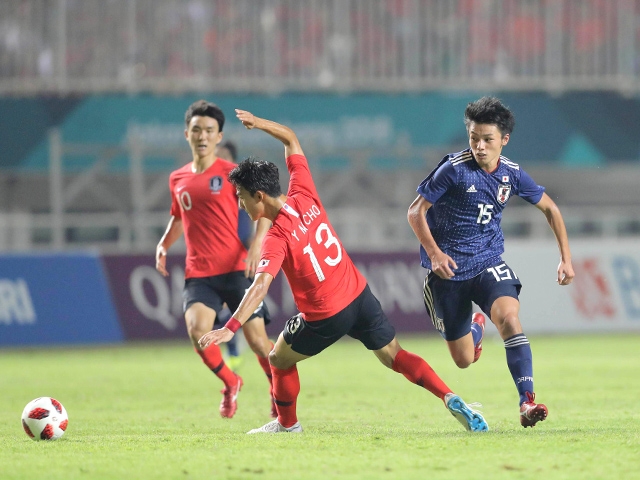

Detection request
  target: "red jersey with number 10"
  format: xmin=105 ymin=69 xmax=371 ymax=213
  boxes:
xmin=255 ymin=154 xmax=367 ymax=321
xmin=169 ymin=159 xmax=247 ymax=278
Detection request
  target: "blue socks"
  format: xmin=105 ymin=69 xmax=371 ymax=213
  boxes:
xmin=504 ymin=334 xmax=534 ymax=405
xmin=470 ymin=322 xmax=483 ymax=345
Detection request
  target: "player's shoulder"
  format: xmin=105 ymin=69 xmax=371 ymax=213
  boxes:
xmin=499 ymin=155 xmax=521 ymax=172
xmin=215 ymin=158 xmax=237 ymax=172
xmin=447 ymin=149 xmax=475 ymax=169
xmin=272 ymin=200 xmax=301 ymax=230
xmin=169 ymin=163 xmax=192 ymax=181
xmin=268 ymin=215 xmax=294 ymax=243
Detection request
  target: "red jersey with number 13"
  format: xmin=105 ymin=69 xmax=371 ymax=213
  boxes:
xmin=255 ymin=154 xmax=367 ymax=321
xmin=169 ymin=159 xmax=247 ymax=278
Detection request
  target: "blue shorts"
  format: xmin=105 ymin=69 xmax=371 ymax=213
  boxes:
xmin=183 ymin=271 xmax=271 ymax=326
xmin=282 ymin=285 xmax=396 ymax=356
xmin=422 ymin=261 xmax=522 ymax=341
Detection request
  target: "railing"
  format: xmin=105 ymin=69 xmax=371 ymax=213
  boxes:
xmin=2 ymin=126 xmax=639 ymax=253
xmin=2 ymin=205 xmax=640 ymax=254
xmin=1 ymin=0 xmax=639 ymax=94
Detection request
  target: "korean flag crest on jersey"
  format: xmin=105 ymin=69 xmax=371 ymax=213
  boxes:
xmin=209 ymin=176 xmax=223 ymax=193
xmin=497 ymin=183 xmax=511 ymax=204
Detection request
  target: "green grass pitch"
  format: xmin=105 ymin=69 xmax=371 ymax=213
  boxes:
xmin=1 ymin=334 xmax=639 ymax=479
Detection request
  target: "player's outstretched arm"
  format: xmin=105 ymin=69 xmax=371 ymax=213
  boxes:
xmin=534 ymin=193 xmax=575 ymax=286
xmin=199 ymin=272 xmax=274 ymax=348
xmin=235 ymin=109 xmax=304 ymax=158
xmin=155 ymin=216 xmax=183 ymax=277
xmin=407 ymin=195 xmax=457 ymax=279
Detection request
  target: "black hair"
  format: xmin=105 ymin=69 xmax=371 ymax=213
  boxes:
xmin=218 ymin=140 xmax=238 ymax=162
xmin=228 ymin=156 xmax=282 ymax=197
xmin=184 ymin=100 xmax=225 ymax=131
xmin=464 ymin=96 xmax=515 ymax=137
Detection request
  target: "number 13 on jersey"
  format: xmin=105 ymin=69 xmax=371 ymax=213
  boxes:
xmin=302 ymin=223 xmax=342 ymax=281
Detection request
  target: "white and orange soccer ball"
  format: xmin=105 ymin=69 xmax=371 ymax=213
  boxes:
xmin=21 ymin=397 xmax=68 ymax=440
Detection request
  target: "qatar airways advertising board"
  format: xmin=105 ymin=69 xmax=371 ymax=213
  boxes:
xmin=0 ymin=252 xmax=123 ymax=346
xmin=502 ymin=240 xmax=640 ymax=334
xmin=100 ymin=252 xmax=436 ymax=340
xmin=102 ymin=243 xmax=640 ymax=340
xmin=2 ymin=243 xmax=639 ymax=348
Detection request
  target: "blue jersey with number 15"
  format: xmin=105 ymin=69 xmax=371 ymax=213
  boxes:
xmin=416 ymin=148 xmax=545 ymax=281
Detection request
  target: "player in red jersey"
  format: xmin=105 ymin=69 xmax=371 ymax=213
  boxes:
xmin=199 ymin=109 xmax=489 ymax=433
xmin=156 ymin=100 xmax=275 ymax=419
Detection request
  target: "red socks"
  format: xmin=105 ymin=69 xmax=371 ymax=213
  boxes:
xmin=258 ymin=348 xmax=449 ymax=428
xmin=271 ymin=364 xmax=300 ymax=428
xmin=256 ymin=343 xmax=275 ymax=393
xmin=195 ymin=345 xmax=237 ymax=388
xmin=392 ymin=349 xmax=451 ymax=400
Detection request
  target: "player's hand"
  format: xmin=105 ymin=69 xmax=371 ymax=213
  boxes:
xmin=236 ymin=109 xmax=256 ymax=129
xmin=244 ymin=244 xmax=261 ymax=278
xmin=199 ymin=328 xmax=235 ymax=349
xmin=557 ymin=260 xmax=575 ymax=286
xmin=155 ymin=245 xmax=169 ymax=276
xmin=430 ymin=251 xmax=457 ymax=279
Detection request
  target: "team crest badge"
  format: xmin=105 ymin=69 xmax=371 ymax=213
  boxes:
xmin=209 ymin=176 xmax=223 ymax=193
xmin=497 ymin=184 xmax=511 ymax=204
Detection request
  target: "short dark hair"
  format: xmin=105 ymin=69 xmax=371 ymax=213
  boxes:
xmin=464 ymin=96 xmax=515 ymax=137
xmin=228 ymin=157 xmax=282 ymax=197
xmin=218 ymin=140 xmax=238 ymax=162
xmin=184 ymin=100 xmax=225 ymax=131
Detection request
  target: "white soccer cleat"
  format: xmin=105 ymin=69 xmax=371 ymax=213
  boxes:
xmin=445 ymin=393 xmax=489 ymax=432
xmin=246 ymin=419 xmax=303 ymax=434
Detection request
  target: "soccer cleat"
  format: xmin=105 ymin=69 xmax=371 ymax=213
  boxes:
xmin=247 ymin=419 xmax=303 ymax=434
xmin=520 ymin=392 xmax=548 ymax=428
xmin=219 ymin=374 xmax=243 ymax=418
xmin=445 ymin=393 xmax=489 ymax=432
xmin=472 ymin=312 xmax=486 ymax=363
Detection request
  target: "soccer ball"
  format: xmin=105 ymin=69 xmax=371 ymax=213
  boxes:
xmin=21 ymin=397 xmax=69 ymax=441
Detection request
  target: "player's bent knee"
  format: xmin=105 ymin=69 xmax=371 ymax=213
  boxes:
xmin=374 ymin=343 xmax=398 ymax=369
xmin=269 ymin=348 xmax=299 ymax=370
xmin=494 ymin=314 xmax=522 ymax=337
xmin=189 ymin=330 xmax=208 ymax=348
xmin=452 ymin=354 xmax=473 ymax=369
xmin=268 ymin=350 xmax=286 ymax=369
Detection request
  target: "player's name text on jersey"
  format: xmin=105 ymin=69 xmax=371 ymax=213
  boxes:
xmin=291 ymin=204 xmax=322 ymax=242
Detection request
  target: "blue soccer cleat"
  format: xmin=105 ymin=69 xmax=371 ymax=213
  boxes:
xmin=445 ymin=393 xmax=489 ymax=432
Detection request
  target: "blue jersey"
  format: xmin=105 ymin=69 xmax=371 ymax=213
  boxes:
xmin=416 ymin=149 xmax=545 ymax=280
